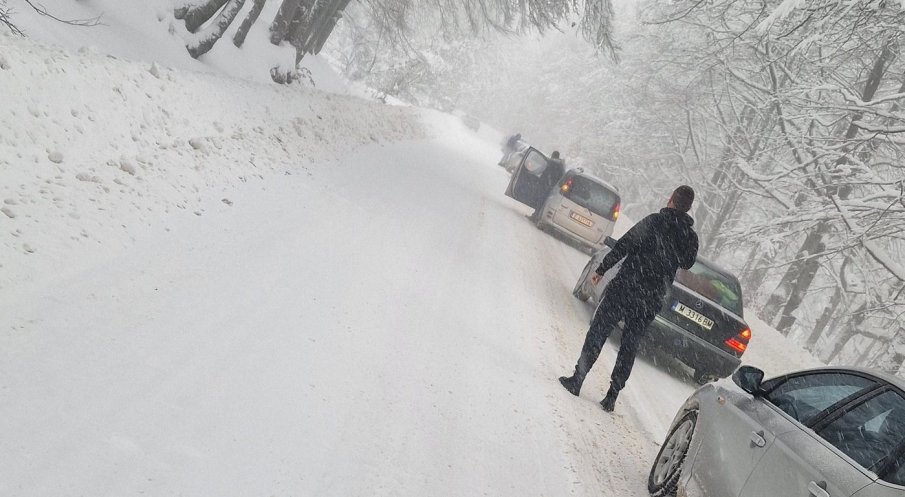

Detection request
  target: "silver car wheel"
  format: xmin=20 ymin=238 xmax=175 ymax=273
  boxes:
xmin=649 ymin=410 xmax=697 ymax=496
xmin=653 ymin=419 xmax=692 ymax=484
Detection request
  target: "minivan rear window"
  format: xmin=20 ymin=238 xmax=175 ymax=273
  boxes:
xmin=562 ymin=175 xmax=619 ymax=218
xmin=676 ymin=263 xmax=743 ymax=315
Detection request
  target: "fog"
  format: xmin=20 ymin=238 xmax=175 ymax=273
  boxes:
xmin=324 ymin=0 xmax=905 ymax=375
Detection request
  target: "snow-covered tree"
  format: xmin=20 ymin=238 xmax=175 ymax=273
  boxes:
xmin=175 ymin=0 xmax=616 ymax=83
xmin=333 ymin=0 xmax=905 ymax=373
xmin=638 ymin=0 xmax=905 ymax=373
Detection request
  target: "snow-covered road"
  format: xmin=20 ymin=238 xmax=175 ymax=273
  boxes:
xmin=1 ymin=117 xmax=707 ymax=497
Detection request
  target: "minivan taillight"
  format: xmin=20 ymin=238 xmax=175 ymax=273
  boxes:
xmin=561 ymin=177 xmax=574 ymax=193
xmin=725 ymin=328 xmax=751 ymax=354
xmin=611 ymin=201 xmax=621 ymax=221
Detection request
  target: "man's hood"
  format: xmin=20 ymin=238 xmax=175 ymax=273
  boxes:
xmin=659 ymin=207 xmax=695 ymax=228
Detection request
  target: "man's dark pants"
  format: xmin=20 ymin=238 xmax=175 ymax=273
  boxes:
xmin=570 ymin=294 xmax=656 ymax=396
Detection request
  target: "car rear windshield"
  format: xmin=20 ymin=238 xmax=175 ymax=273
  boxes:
xmin=676 ymin=263 xmax=743 ymax=315
xmin=562 ymin=176 xmax=619 ymax=218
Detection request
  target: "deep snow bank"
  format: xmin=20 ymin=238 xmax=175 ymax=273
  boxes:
xmin=0 ymin=32 xmax=423 ymax=294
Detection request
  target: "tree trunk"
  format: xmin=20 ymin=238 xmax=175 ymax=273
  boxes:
xmin=696 ymin=149 xmax=731 ymax=242
xmin=183 ymin=0 xmax=229 ymax=33
xmin=187 ymin=0 xmax=246 ymax=58
xmin=762 ymin=224 xmax=827 ymax=331
xmin=764 ymin=41 xmax=894 ymax=335
xmin=832 ymin=40 xmax=895 ymax=195
xmin=300 ymin=0 xmax=344 ymax=52
xmin=773 ymin=236 xmax=826 ymax=334
xmin=233 ymin=0 xmax=267 ymax=47
xmin=806 ymin=284 xmax=843 ymax=349
xmin=827 ymin=303 xmax=868 ymax=362
xmin=697 ymin=106 xmax=756 ymax=239
xmin=310 ymin=0 xmax=351 ymax=54
xmin=287 ymin=0 xmax=316 ymax=50
xmin=270 ymin=0 xmax=304 ymax=45
xmin=738 ymin=244 xmax=767 ymax=299
xmin=706 ymin=192 xmax=740 ymax=257
xmin=805 ymin=255 xmax=853 ymax=348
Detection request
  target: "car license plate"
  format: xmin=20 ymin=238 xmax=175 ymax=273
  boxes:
xmin=672 ymin=302 xmax=714 ymax=330
xmin=569 ymin=211 xmax=593 ymax=227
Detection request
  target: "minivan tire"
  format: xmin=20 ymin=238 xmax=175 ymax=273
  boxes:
xmin=535 ymin=215 xmax=547 ymax=230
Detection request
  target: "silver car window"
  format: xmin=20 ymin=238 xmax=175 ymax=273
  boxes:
xmin=886 ymin=452 xmax=905 ymax=486
xmin=816 ymin=390 xmax=905 ymax=475
xmin=764 ymin=372 xmax=876 ymax=425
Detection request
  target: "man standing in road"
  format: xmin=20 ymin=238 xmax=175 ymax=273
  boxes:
xmin=558 ymin=186 xmax=699 ymax=412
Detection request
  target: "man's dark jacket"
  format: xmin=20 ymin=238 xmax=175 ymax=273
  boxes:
xmin=595 ymin=208 xmax=699 ymax=315
xmin=538 ymin=158 xmax=565 ymax=201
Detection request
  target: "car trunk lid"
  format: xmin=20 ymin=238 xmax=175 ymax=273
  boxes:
xmin=660 ymin=284 xmax=748 ymax=356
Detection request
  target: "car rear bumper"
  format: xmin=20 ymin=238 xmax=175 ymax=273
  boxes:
xmin=645 ymin=315 xmax=741 ymax=377
xmin=541 ymin=209 xmax=607 ymax=251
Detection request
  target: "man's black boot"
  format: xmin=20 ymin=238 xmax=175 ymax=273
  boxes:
xmin=600 ymin=388 xmax=618 ymax=412
xmin=558 ymin=375 xmax=582 ymax=396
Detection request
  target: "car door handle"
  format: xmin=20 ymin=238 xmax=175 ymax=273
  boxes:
xmin=808 ymin=481 xmax=829 ymax=497
xmin=749 ymin=430 xmax=766 ymax=448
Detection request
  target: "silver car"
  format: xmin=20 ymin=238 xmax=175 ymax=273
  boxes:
xmin=650 ymin=365 xmax=905 ymax=497
xmin=505 ymin=149 xmax=621 ymax=252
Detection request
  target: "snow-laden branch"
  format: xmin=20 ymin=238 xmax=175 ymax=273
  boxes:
xmin=831 ymin=195 xmax=905 ymax=282
xmin=843 ymin=91 xmax=905 ymax=108
xmin=21 ymin=0 xmax=102 ymax=27
xmin=851 ymin=120 xmax=905 ymax=134
xmin=727 ymin=160 xmax=798 ymax=209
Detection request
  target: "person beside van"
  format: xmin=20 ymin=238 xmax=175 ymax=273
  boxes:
xmin=499 ymin=133 xmax=523 ymax=167
xmin=529 ymin=151 xmax=566 ymax=222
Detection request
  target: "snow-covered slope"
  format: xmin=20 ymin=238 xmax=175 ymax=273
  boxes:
xmin=0 ymin=32 xmax=422 ymax=294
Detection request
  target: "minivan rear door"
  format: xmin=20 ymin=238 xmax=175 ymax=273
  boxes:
xmin=551 ymin=174 xmax=619 ymax=243
xmin=505 ymin=147 xmax=548 ymax=208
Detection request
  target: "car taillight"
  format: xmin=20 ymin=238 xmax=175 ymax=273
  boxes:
xmin=725 ymin=328 xmax=751 ymax=354
xmin=725 ymin=338 xmax=747 ymax=353
xmin=561 ymin=178 xmax=574 ymax=193
xmin=612 ymin=201 xmax=621 ymax=221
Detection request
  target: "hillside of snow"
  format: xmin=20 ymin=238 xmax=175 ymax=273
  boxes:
xmin=0 ymin=31 xmax=422 ymax=294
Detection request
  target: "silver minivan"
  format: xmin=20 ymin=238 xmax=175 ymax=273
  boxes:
xmin=505 ymin=148 xmax=621 ymax=251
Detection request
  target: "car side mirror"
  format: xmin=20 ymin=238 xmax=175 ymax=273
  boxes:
xmin=732 ymin=366 xmax=765 ymax=395
xmin=604 ymin=236 xmax=617 ymax=248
